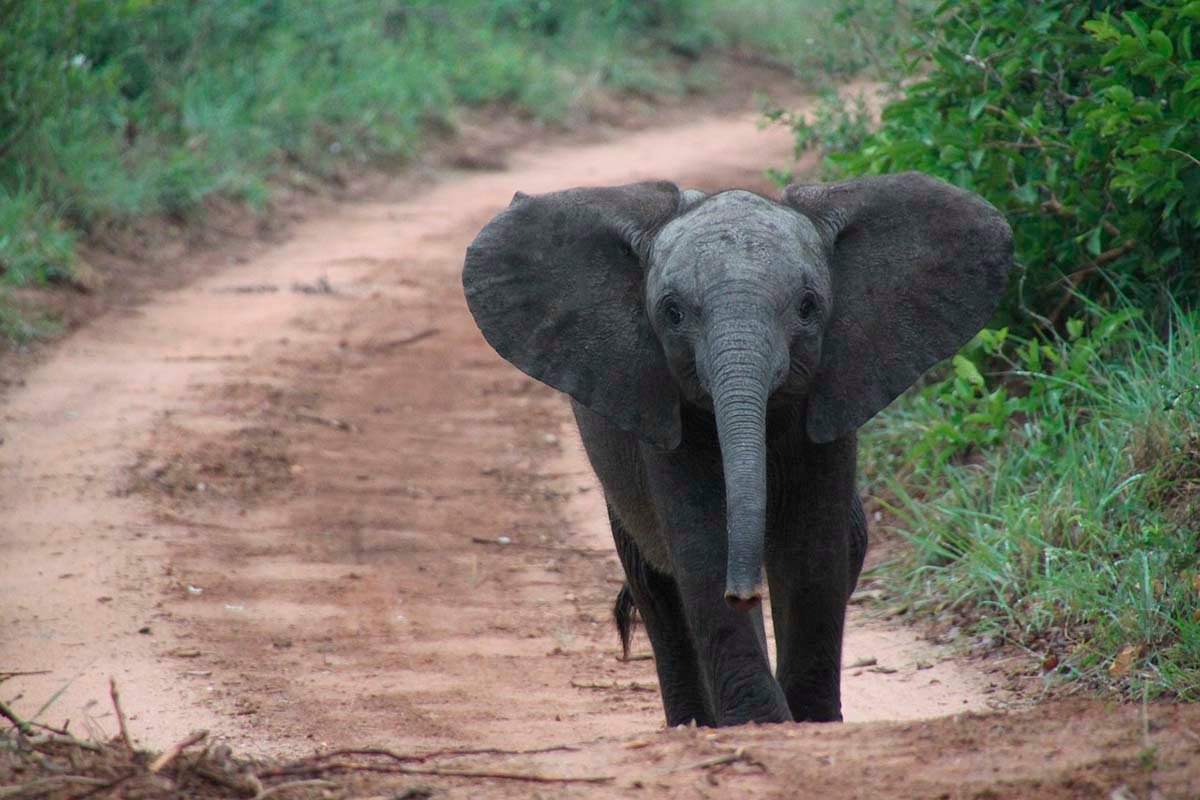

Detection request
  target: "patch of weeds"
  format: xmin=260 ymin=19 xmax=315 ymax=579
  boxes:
xmin=0 ymin=292 xmax=60 ymax=346
xmin=1 ymin=0 xmax=757 ymax=316
xmin=861 ymin=299 xmax=1200 ymax=700
xmin=0 ymin=192 xmax=76 ymax=287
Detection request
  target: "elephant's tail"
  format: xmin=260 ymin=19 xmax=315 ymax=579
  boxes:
xmin=613 ymin=583 xmax=637 ymax=660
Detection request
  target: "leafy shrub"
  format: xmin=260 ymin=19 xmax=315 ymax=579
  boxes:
xmin=762 ymin=90 xmax=874 ymax=185
xmin=863 ymin=304 xmax=1200 ymax=699
xmin=0 ymin=0 xmax=700 ymax=298
xmin=788 ymin=1 xmax=1200 ymax=329
xmin=771 ymin=1 xmax=1200 ymax=698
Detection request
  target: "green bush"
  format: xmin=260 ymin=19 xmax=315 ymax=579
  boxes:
xmin=863 ymin=304 xmax=1200 ymax=699
xmin=789 ymin=1 xmax=1200 ymax=329
xmin=0 ymin=0 xmax=699 ymax=298
xmin=771 ymin=1 xmax=1200 ymax=697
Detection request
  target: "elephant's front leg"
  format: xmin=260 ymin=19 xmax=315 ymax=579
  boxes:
xmin=644 ymin=448 xmax=792 ymax=726
xmin=609 ymin=508 xmax=715 ymax=727
xmin=766 ymin=433 xmax=860 ymax=722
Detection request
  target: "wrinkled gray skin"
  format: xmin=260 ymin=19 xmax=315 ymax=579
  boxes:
xmin=463 ymin=173 xmax=1012 ymax=726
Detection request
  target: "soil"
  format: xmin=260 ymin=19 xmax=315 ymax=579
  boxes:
xmin=2 ymin=71 xmax=1198 ymax=799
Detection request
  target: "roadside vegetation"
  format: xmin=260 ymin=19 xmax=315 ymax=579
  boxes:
xmin=0 ymin=0 xmax=676 ymax=341
xmin=0 ymin=0 xmax=910 ymax=345
xmin=777 ymin=1 xmax=1200 ymax=699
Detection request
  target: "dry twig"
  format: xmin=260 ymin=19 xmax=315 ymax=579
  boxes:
xmin=109 ymin=678 xmax=134 ymax=755
xmin=256 ymin=779 xmax=339 ymax=799
xmin=0 ymin=775 xmax=111 ymax=799
xmin=260 ymin=759 xmax=611 ymax=785
xmin=386 ymin=765 xmax=612 ymax=784
xmin=150 ymin=729 xmax=208 ymax=773
xmin=296 ymin=743 xmax=581 ymax=766
xmin=0 ymin=698 xmax=34 ymax=735
xmin=195 ymin=763 xmax=263 ymax=796
xmin=570 ymin=679 xmax=657 ymax=692
xmin=27 ymin=732 xmax=104 ymax=752
xmin=659 ymin=746 xmax=765 ymax=776
xmin=0 ymin=670 xmax=50 ymax=683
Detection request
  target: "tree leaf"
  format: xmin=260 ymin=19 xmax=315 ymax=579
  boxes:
xmin=952 ymin=355 xmax=985 ymax=388
xmin=1123 ymin=11 xmax=1149 ymax=42
xmin=1149 ymin=29 xmax=1173 ymax=58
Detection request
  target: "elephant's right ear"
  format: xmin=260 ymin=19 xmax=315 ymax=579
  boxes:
xmin=463 ymin=181 xmax=684 ymax=449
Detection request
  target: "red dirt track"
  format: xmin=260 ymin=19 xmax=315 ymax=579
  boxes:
xmin=2 ymin=83 xmax=1198 ymax=798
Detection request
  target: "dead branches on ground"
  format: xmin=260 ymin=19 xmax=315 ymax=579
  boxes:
xmin=1 ymin=686 xmax=612 ymax=798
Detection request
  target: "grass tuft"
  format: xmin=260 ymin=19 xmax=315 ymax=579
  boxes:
xmin=862 ymin=301 xmax=1200 ymax=699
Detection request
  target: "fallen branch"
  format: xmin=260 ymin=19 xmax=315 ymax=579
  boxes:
xmin=256 ymin=779 xmax=338 ymax=799
xmin=0 ymin=698 xmax=34 ymax=735
xmin=195 ymin=763 xmax=263 ymax=796
xmin=259 ymin=759 xmax=612 ymax=785
xmin=25 ymin=718 xmax=72 ymax=736
xmin=109 ymin=678 xmax=134 ymax=755
xmin=150 ymin=729 xmax=208 ymax=773
xmin=385 ymin=765 xmax=613 ymax=784
xmin=659 ymin=746 xmax=765 ymax=775
xmin=64 ymin=770 xmax=135 ymax=800
xmin=570 ymin=679 xmax=657 ymax=692
xmin=0 ymin=670 xmax=51 ymax=683
xmin=0 ymin=775 xmax=110 ymax=799
xmin=27 ymin=732 xmax=104 ymax=752
xmin=302 ymin=743 xmax=581 ymax=765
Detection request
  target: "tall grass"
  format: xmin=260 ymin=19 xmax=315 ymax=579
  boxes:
xmin=862 ymin=301 xmax=1200 ymax=699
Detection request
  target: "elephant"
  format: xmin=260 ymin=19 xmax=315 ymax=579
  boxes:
xmin=462 ymin=173 xmax=1012 ymax=726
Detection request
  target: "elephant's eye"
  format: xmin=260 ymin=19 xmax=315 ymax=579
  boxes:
xmin=798 ymin=292 xmax=818 ymax=322
xmin=661 ymin=298 xmax=685 ymax=326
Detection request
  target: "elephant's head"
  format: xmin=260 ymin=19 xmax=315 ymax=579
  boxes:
xmin=463 ymin=174 xmax=1012 ymax=610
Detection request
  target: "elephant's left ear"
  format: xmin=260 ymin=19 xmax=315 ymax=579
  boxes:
xmin=785 ymin=172 xmax=1013 ymax=444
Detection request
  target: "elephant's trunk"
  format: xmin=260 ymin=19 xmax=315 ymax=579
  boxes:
xmin=708 ymin=326 xmax=774 ymax=612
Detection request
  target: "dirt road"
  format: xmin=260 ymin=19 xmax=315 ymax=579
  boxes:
xmin=2 ymin=88 xmax=1198 ymax=798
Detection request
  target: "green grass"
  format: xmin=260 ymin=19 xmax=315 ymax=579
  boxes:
xmin=0 ymin=0 xmax=718 ymax=333
xmin=0 ymin=0 xmax=918 ymax=341
xmin=861 ymin=300 xmax=1200 ymax=700
xmin=0 ymin=1 xmax=921 ymax=341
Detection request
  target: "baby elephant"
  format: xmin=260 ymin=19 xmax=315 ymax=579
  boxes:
xmin=463 ymin=173 xmax=1011 ymax=726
